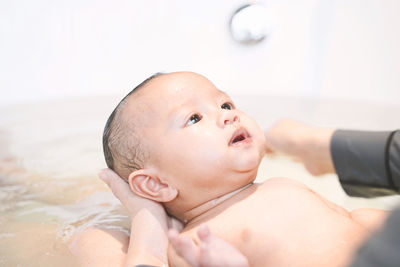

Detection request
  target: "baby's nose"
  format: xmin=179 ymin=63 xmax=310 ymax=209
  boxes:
xmin=220 ymin=111 xmax=240 ymax=127
xmin=225 ymin=116 xmax=239 ymax=125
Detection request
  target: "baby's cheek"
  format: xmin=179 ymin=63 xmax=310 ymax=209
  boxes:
xmin=249 ymin=122 xmax=266 ymax=151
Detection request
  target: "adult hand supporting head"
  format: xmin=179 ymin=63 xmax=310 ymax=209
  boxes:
xmin=264 ymin=118 xmax=336 ymax=176
xmin=98 ymin=168 xmax=183 ymax=231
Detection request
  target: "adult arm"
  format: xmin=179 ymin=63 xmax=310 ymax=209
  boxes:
xmin=264 ymin=119 xmax=336 ymax=176
xmin=264 ymin=119 xmax=400 ymax=196
xmin=331 ymin=130 xmax=400 ymax=197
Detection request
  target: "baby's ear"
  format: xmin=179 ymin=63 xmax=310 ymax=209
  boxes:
xmin=128 ymin=169 xmax=178 ymax=203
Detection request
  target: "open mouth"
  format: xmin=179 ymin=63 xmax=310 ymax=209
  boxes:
xmin=229 ymin=128 xmax=251 ymax=146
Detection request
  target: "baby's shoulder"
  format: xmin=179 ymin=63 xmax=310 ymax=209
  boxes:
xmin=259 ymin=177 xmax=309 ymax=191
xmin=256 ymin=177 xmax=321 ymax=206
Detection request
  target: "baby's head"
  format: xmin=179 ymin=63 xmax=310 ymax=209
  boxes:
xmin=103 ymin=72 xmax=266 ymax=218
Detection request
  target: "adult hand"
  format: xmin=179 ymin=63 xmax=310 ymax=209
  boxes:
xmin=168 ymin=224 xmax=249 ymax=267
xmin=99 ymin=168 xmax=184 ymax=266
xmin=98 ymin=168 xmax=183 ymax=231
xmin=264 ymin=118 xmax=335 ymax=176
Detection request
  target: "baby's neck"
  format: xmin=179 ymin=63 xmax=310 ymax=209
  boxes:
xmin=180 ymin=183 xmax=254 ymax=224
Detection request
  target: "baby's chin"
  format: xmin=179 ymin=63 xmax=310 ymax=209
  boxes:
xmin=230 ymin=161 xmax=260 ymax=189
xmin=232 ymin=147 xmax=264 ymax=173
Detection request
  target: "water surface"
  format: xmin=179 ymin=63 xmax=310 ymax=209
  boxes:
xmin=1 ymin=95 xmax=399 ymax=266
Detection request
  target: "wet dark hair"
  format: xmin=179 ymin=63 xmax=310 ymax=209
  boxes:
xmin=102 ymin=72 xmax=165 ymax=180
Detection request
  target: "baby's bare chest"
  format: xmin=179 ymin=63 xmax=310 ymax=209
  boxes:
xmin=181 ymin=181 xmax=361 ymax=266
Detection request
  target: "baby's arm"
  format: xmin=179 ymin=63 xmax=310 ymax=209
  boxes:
xmin=311 ymin=184 xmax=390 ymax=232
xmin=69 ymin=226 xmax=128 ymax=267
xmin=267 ymin=176 xmax=389 ymax=231
xmin=265 ymin=177 xmax=389 ymax=234
xmin=350 ymin=208 xmax=389 ymax=232
xmin=70 ymin=210 xmax=170 ymax=267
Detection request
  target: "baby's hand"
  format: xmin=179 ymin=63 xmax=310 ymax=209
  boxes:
xmin=168 ymin=224 xmax=249 ymax=267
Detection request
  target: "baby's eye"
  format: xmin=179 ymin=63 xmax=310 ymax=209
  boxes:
xmin=221 ymin=102 xmax=234 ymax=110
xmin=186 ymin=114 xmax=202 ymax=126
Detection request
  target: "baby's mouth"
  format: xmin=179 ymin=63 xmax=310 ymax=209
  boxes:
xmin=229 ymin=128 xmax=251 ymax=146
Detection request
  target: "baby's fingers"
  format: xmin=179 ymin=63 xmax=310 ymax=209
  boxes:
xmin=168 ymin=229 xmax=199 ymax=267
xmin=196 ymin=224 xmax=250 ymax=267
xmin=197 ymin=224 xmax=211 ymax=242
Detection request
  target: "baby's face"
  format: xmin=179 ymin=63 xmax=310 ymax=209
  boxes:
xmin=124 ymin=72 xmax=266 ymax=203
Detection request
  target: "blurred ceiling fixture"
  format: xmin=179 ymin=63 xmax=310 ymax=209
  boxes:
xmin=229 ymin=2 xmax=271 ymax=45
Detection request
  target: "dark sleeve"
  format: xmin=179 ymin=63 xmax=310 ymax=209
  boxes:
xmin=349 ymin=206 xmax=400 ymax=267
xmin=331 ymin=130 xmax=400 ymax=197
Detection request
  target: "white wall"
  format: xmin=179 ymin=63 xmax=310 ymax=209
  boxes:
xmin=1 ymin=0 xmax=399 ymax=105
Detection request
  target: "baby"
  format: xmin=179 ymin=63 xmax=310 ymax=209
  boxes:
xmin=96 ymin=72 xmax=386 ymax=266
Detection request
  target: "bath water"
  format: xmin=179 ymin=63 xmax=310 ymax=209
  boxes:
xmin=1 ymin=95 xmax=399 ymax=266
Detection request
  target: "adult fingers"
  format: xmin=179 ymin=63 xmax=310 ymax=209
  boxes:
xmin=98 ymin=168 xmax=132 ymax=204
